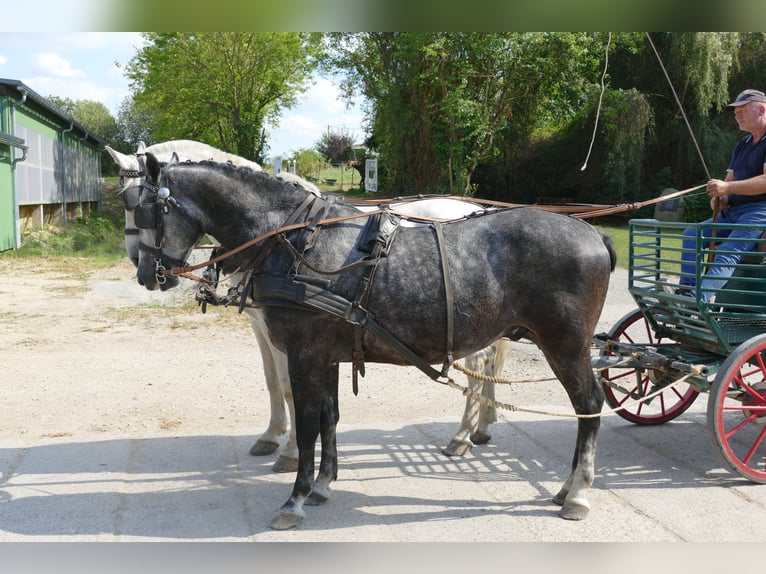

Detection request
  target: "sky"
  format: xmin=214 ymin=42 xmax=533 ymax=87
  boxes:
xmin=0 ymin=32 xmax=366 ymax=160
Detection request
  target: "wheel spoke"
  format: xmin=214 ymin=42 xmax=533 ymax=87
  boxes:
xmin=709 ymin=334 xmax=766 ymax=483
xmin=741 ymin=425 xmax=766 ymax=466
xmin=602 ymin=309 xmax=698 ymax=425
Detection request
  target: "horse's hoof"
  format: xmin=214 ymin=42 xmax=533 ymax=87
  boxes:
xmin=307 ymin=489 xmax=330 ymax=506
xmin=250 ymin=439 xmax=280 ymax=456
xmin=559 ymin=500 xmax=590 ymax=521
xmin=272 ymin=455 xmax=299 ymax=473
xmin=552 ymin=488 xmax=568 ymax=506
xmin=470 ymin=430 xmax=492 ymax=445
xmin=443 ymin=439 xmax=473 ymax=457
xmin=269 ymin=509 xmax=304 ymax=530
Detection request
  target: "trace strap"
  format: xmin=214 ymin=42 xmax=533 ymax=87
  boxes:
xmin=251 ymin=274 xmax=448 ymax=383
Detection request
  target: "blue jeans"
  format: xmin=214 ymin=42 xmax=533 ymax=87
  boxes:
xmin=680 ymin=202 xmax=766 ymax=300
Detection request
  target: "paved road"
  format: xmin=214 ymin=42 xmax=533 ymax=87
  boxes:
xmin=2 ymin=267 xmax=766 ymax=543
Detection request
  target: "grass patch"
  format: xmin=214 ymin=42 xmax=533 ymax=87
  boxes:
xmin=103 ymin=298 xmax=248 ymax=330
xmin=0 ymin=180 xmax=126 ymax=267
xmin=106 ymin=301 xmax=198 ymax=323
xmin=595 ymin=224 xmax=629 ymax=269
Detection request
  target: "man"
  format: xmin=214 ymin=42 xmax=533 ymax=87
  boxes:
xmin=678 ymin=89 xmax=766 ymax=300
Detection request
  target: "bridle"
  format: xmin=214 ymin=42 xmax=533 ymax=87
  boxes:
xmin=118 ymin=168 xmax=145 ymax=241
xmin=134 ymin=178 xmax=200 ymax=285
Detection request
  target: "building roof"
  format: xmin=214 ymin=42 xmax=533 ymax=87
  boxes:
xmin=0 ymin=78 xmax=107 ymax=147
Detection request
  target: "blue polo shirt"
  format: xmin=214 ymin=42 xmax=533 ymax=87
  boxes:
xmin=727 ymin=132 xmax=766 ymax=205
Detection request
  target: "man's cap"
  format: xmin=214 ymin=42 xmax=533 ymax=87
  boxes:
xmin=727 ymin=89 xmax=766 ymax=107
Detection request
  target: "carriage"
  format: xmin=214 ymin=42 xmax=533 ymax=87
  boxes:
xmin=595 ymin=218 xmax=766 ymax=484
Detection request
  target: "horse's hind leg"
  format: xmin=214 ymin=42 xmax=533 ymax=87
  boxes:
xmin=308 ymin=362 xmax=340 ymax=505
xmin=541 ymin=343 xmax=603 ymax=521
xmin=475 ymin=338 xmax=511 ymax=443
xmin=245 ymin=311 xmax=299 ymax=472
xmin=444 ymin=345 xmax=495 ymax=456
xmin=246 ymin=313 xmax=288 ymax=444
xmin=274 ymin=385 xmax=299 ymax=473
xmin=553 ymin=407 xmax=600 ymax=520
xmin=444 ymin=339 xmax=511 ymax=456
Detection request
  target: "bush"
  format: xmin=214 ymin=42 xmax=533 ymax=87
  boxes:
xmin=3 ymin=213 xmax=124 ymax=262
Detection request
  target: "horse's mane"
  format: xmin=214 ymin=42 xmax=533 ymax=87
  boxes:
xmin=146 ymin=140 xmax=262 ymax=171
xmin=149 ymin=140 xmax=320 ymax=195
xmin=175 ymin=159 xmax=308 ymax=197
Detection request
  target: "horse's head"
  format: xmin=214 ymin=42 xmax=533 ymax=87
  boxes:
xmin=105 ymin=143 xmax=147 ymax=267
xmin=135 ymin=153 xmax=204 ymax=291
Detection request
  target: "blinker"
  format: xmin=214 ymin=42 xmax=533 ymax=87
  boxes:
xmin=134 ymin=203 xmax=159 ymax=229
xmin=134 ymin=188 xmax=173 ymax=230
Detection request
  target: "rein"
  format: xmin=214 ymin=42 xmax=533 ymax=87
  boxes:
xmin=159 ymin=181 xmax=707 ymax=282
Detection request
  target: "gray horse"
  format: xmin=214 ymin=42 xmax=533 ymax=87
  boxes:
xmin=134 ymin=154 xmax=615 ymax=529
xmin=107 ymin=141 xmax=508 ymax=471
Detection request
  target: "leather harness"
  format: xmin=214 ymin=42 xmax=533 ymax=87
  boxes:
xmin=189 ymin=193 xmax=460 ymax=388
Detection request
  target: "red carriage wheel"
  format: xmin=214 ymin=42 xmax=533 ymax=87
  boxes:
xmin=600 ymin=309 xmax=699 ymax=425
xmin=708 ymin=333 xmax=766 ymax=483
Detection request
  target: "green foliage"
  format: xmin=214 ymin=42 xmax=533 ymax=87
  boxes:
xmin=326 ymin=32 xmax=608 ymax=195
xmin=4 ymin=215 xmax=124 ymax=261
xmin=1 ymin=181 xmax=125 ymax=262
xmin=315 ymin=128 xmax=354 ymax=163
xmin=46 ymin=95 xmax=124 ymax=176
xmin=35 ymin=32 xmax=766 ymax=220
xmin=681 ymin=190 xmax=715 ymax=223
xmin=125 ymin=32 xmax=323 ymax=162
xmin=290 ymin=148 xmax=325 ymax=179
xmin=46 ymin=96 xmax=119 ymax=141
xmin=114 ymin=95 xmax=156 ymax=153
xmin=475 ymin=32 xmax=766 ymax=212
xmin=595 ymin=224 xmax=629 ymax=269
xmin=601 ymin=89 xmax=654 ymax=202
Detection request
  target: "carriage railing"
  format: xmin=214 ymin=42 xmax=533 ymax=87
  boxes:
xmin=629 ymin=219 xmax=766 ymax=359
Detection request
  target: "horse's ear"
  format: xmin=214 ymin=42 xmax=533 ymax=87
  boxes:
xmin=145 ymin=152 xmax=162 ymax=184
xmin=169 ymin=152 xmax=180 ymax=165
xmin=105 ymin=146 xmax=134 ymax=170
xmin=137 ymin=141 xmax=146 ymax=154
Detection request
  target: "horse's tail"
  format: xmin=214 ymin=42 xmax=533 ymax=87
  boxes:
xmin=599 ymin=230 xmax=618 ymax=272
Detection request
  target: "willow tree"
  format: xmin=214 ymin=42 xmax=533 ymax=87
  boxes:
xmin=125 ymin=32 xmax=322 ymax=162
xmin=506 ymin=33 xmax=743 ymax=208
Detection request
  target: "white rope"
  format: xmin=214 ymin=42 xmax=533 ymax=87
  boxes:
xmin=452 ymin=361 xmax=555 ymax=384
xmin=581 ymin=32 xmax=611 ymax=172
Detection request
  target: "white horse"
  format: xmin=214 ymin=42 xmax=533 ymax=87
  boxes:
xmin=106 ymin=140 xmax=509 ymax=471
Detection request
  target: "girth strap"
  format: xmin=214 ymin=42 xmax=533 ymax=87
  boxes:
xmin=251 ymin=274 xmax=445 ymax=382
xmin=349 ymin=213 xmax=400 ymax=394
xmin=432 ymin=222 xmax=454 ymax=377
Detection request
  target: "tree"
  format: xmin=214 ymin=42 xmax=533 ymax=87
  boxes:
xmin=125 ymin=32 xmax=323 ymax=163
xmin=47 ymin=96 xmax=120 ymax=143
xmin=315 ymin=127 xmax=354 ymax=163
xmin=325 ymin=33 xmax=606 ymax=195
xmin=114 ymin=95 xmax=156 ymax=152
xmin=290 ymin=147 xmax=325 ymax=179
xmin=46 ymin=96 xmax=123 ymax=176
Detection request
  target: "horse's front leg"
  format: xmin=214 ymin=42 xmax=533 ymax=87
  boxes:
xmin=269 ymin=360 xmax=325 ymax=530
xmin=307 ymin=361 xmax=339 ymax=505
